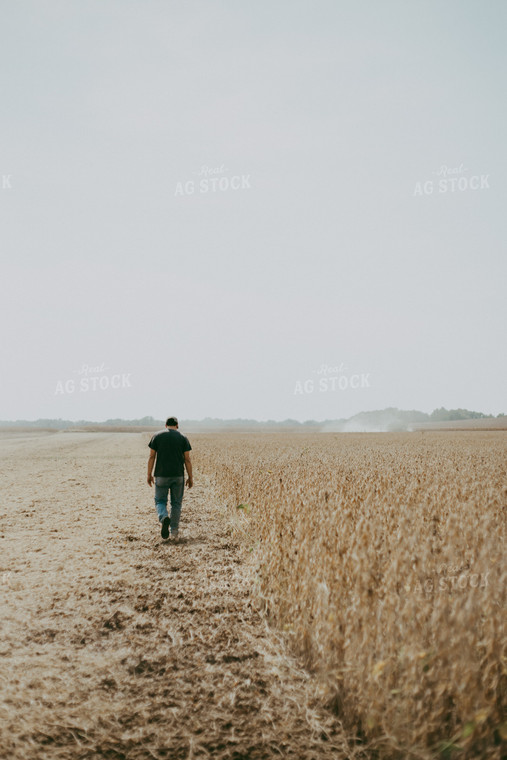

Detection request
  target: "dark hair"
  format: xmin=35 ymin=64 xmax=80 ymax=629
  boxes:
xmin=166 ymin=416 xmax=178 ymax=427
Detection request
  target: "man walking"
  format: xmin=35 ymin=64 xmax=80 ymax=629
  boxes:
xmin=147 ymin=416 xmax=193 ymax=540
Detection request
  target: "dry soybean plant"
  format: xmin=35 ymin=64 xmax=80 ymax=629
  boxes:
xmin=194 ymin=431 xmax=507 ymax=759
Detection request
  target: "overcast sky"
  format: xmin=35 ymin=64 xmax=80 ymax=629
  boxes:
xmin=1 ymin=0 xmax=505 ymax=422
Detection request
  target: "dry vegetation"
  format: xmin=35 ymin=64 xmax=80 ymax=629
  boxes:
xmin=0 ymin=430 xmax=505 ymax=759
xmin=195 ymin=431 xmax=507 ymax=759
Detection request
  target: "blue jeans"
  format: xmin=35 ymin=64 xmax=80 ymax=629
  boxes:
xmin=154 ymin=476 xmax=185 ymax=534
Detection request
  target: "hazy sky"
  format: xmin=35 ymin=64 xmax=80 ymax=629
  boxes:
xmin=1 ymin=0 xmax=505 ymax=422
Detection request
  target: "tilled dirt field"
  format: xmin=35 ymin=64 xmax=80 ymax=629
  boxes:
xmin=0 ymin=431 xmax=357 ymax=760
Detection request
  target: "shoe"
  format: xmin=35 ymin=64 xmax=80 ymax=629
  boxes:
xmin=161 ymin=517 xmax=170 ymax=539
xmin=171 ymin=530 xmax=179 ymax=541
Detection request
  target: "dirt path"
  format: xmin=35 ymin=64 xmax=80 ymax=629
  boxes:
xmin=0 ymin=432 xmax=355 ymax=760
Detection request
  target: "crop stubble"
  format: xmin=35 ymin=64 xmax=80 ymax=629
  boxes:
xmin=0 ymin=431 xmax=357 ymax=760
xmin=0 ymin=430 xmax=505 ymax=758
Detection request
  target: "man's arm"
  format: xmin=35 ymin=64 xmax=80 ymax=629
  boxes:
xmin=147 ymin=448 xmax=156 ymax=486
xmin=184 ymin=450 xmax=193 ymax=488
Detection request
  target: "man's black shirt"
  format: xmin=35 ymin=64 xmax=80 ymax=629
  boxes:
xmin=148 ymin=429 xmax=192 ymax=477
